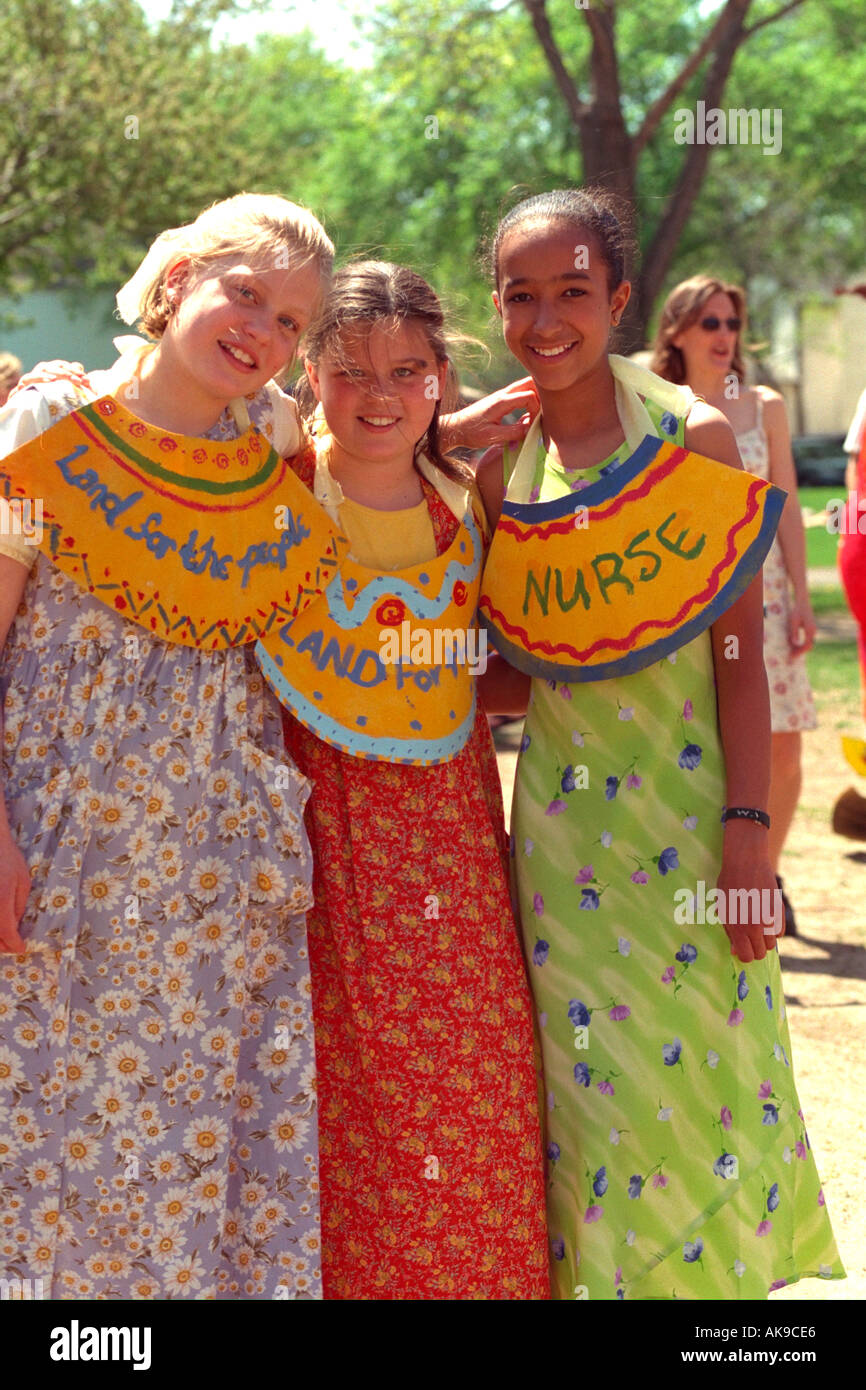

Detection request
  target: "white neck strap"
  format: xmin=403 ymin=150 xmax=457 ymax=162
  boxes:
xmin=507 ymin=356 xmax=693 ymax=502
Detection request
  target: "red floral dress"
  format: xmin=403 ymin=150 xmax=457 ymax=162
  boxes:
xmin=282 ymin=452 xmax=549 ymax=1300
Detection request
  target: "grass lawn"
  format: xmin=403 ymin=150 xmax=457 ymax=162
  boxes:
xmin=800 ymin=485 xmax=849 ymax=569
xmin=803 ymin=577 xmax=860 ymax=701
xmin=810 ymin=587 xmax=848 ymax=617
xmin=808 ymin=637 xmax=861 ymax=699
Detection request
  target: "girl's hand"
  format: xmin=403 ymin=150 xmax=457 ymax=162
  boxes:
xmin=716 ymin=835 xmax=780 ymax=963
xmin=787 ymin=594 xmax=817 ymax=655
xmin=0 ymin=829 xmax=29 ymax=953
xmin=9 ymin=360 xmax=88 ymax=400
xmin=440 ymin=378 xmax=539 ymax=452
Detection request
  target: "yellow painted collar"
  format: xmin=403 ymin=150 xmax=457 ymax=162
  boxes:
xmin=257 ymin=475 xmax=483 ymax=764
xmin=1 ymin=393 xmax=347 ymax=648
xmin=482 ymin=425 xmax=784 ymax=681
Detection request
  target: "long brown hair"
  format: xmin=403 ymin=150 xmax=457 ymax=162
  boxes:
xmin=649 ymin=275 xmax=748 ymax=384
xmin=299 ymin=260 xmax=471 ymax=484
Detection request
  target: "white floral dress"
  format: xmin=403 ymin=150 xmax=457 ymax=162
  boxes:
xmin=736 ymin=392 xmax=817 ymax=734
xmin=0 ymin=375 xmax=321 ymax=1299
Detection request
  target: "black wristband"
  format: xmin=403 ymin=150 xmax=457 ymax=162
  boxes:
xmin=721 ymin=806 xmax=771 ymax=829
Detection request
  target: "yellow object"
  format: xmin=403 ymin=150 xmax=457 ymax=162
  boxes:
xmin=0 ymin=395 xmax=346 ymax=647
xmin=841 ymin=735 xmax=866 ymax=777
xmin=338 ymin=494 xmax=437 ymax=569
xmin=480 ymin=434 xmax=786 ymax=681
xmin=257 ymin=504 xmax=483 ymax=765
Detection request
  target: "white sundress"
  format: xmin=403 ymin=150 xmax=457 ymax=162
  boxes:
xmin=736 ymin=391 xmax=817 ymax=735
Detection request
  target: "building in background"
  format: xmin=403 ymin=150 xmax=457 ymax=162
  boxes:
xmin=1 ymin=288 xmax=119 ymax=377
xmin=798 ymin=286 xmax=866 ymax=436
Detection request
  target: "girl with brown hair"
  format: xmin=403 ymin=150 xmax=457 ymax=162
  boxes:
xmin=256 ymin=260 xmax=549 ymax=1300
xmin=474 ymin=188 xmax=842 ymax=1300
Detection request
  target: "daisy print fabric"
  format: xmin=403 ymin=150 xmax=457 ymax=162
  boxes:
xmin=0 ymin=378 xmax=321 ymax=1299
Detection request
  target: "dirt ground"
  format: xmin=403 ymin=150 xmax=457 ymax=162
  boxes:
xmin=492 ymin=604 xmax=866 ymax=1302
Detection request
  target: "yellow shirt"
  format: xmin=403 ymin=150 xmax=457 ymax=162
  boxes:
xmin=337 ymin=495 xmax=437 ymax=570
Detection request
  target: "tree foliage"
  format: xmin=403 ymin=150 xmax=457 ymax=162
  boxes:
xmin=2 ymin=0 xmax=864 ymax=380
xmin=353 ymin=0 xmax=866 ymax=353
xmin=0 ymin=0 xmax=325 ymax=291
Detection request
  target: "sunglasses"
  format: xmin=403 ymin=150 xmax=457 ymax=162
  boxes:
xmin=699 ymin=315 xmax=741 ymax=333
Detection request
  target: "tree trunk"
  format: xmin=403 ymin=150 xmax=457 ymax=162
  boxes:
xmin=519 ymin=0 xmax=811 ymax=349
xmin=578 ymin=4 xmax=634 ymax=206
xmin=636 ymin=0 xmax=753 ymax=345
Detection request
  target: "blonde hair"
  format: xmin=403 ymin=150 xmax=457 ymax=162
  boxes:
xmin=649 ymin=275 xmax=748 ymax=385
xmin=116 ymin=193 xmax=334 ymax=339
xmin=0 ymin=351 xmax=22 ymax=395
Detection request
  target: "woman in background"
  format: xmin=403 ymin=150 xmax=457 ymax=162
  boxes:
xmin=651 ymin=276 xmax=817 ymax=935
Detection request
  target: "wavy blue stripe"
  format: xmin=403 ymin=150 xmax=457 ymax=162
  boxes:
xmin=256 ymin=642 xmax=477 ymax=765
xmin=482 ymin=484 xmax=786 ymax=682
xmin=323 ymin=509 xmax=482 ymax=629
xmin=502 ymin=435 xmax=663 ymax=523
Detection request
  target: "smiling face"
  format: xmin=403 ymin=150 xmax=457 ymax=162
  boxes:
xmin=493 ymin=221 xmax=630 ymax=391
xmin=672 ymin=290 xmax=741 ymax=381
xmin=305 ymin=319 xmax=448 ymax=468
xmin=163 ymin=254 xmax=324 ymax=406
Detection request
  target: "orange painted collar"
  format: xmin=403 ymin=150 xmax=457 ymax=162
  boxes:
xmin=0 ymin=395 xmax=347 ymax=648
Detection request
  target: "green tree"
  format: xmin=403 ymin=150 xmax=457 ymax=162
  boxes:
xmin=355 ymin=0 xmax=866 ymax=355
xmin=6 ymin=0 xmax=863 ymax=382
xmin=211 ymin=31 xmax=388 ymax=259
xmin=0 ymin=0 xmax=266 ymax=292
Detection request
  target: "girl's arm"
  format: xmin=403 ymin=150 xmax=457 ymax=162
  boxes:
xmin=760 ymin=388 xmax=816 ymax=654
xmin=845 ymin=454 xmax=857 ymax=494
xmin=474 ymin=443 xmax=531 ymax=714
xmin=843 ymin=388 xmax=866 ymax=481
xmin=0 ymin=388 xmax=55 ymax=953
xmin=686 ymin=405 xmax=778 ymax=964
xmin=0 ymin=554 xmax=32 ymax=953
xmin=477 ymin=651 xmax=531 ymax=717
xmin=474 ymin=443 xmax=507 ymax=529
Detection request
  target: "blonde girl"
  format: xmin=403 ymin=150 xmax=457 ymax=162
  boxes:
xmin=0 ymin=194 xmax=333 ymax=1299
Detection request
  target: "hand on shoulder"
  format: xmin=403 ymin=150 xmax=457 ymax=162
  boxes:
xmin=441 ymin=377 xmax=538 ymax=453
xmin=8 ymin=360 xmax=89 ymax=399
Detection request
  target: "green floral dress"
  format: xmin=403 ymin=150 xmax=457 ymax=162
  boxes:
xmin=506 ymin=400 xmax=845 ymax=1300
